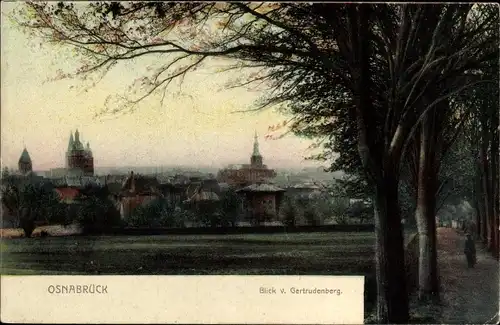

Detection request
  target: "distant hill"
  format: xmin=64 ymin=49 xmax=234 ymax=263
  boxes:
xmin=37 ymin=164 xmax=344 ymax=185
xmin=273 ymin=167 xmax=344 ymax=186
xmin=92 ymin=165 xmax=220 ymax=176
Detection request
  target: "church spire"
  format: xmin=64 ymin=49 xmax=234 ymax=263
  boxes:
xmin=67 ymin=131 xmax=74 ymax=152
xmin=250 ymin=131 xmax=263 ymax=167
xmin=252 ymin=131 xmax=261 ymax=157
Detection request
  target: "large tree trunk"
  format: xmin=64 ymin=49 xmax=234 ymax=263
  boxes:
xmin=415 ymin=118 xmax=440 ymax=301
xmin=349 ymin=5 xmax=409 ymax=322
xmin=471 ymin=174 xmax=481 ymax=239
xmin=357 ymin=116 xmax=409 ymax=323
xmin=14 ymin=208 xmax=22 ymax=229
xmin=480 ymin=140 xmax=492 ymax=248
xmin=20 ymin=208 xmax=35 ymax=238
xmin=373 ymin=169 xmax=409 ymax=323
xmin=475 ymin=161 xmax=487 ymax=241
xmin=474 ymin=204 xmax=481 ymax=238
xmin=488 ymin=130 xmax=499 ymax=257
xmin=474 ymin=194 xmax=483 ymax=240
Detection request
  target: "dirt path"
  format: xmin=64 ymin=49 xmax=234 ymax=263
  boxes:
xmin=434 ymin=227 xmax=499 ymax=324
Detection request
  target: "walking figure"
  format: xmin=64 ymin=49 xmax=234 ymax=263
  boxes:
xmin=464 ymin=233 xmax=476 ymax=268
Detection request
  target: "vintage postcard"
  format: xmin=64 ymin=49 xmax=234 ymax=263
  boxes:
xmin=1 ymin=1 xmax=499 ymax=324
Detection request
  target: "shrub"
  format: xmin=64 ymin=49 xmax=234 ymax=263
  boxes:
xmin=128 ymin=198 xmax=184 ymax=228
xmin=191 ymin=200 xmax=223 ymax=227
xmin=279 ymin=196 xmax=302 ymax=227
xmin=302 ymin=202 xmax=324 ymax=226
xmin=219 ymin=189 xmax=243 ymax=226
xmin=78 ymin=196 xmax=123 ymax=234
xmin=347 ymin=201 xmax=374 ymax=224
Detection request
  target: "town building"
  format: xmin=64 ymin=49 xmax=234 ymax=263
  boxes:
xmin=157 ymin=183 xmax=188 ymax=208
xmin=157 ymin=176 xmax=221 ymax=209
xmin=49 ymin=168 xmax=69 ymax=178
xmin=217 ymin=133 xmax=277 ymax=188
xmin=236 ymin=183 xmax=285 ymax=224
xmin=284 ymin=182 xmax=323 ymax=199
xmin=118 ymin=171 xmax=161 ymax=220
xmin=54 ymin=187 xmax=82 ymax=205
xmin=183 ymin=177 xmax=221 ymax=204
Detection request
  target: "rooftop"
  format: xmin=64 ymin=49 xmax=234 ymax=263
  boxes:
xmin=54 ymin=187 xmax=80 ymax=202
xmin=18 ymin=148 xmax=32 ymax=164
xmin=121 ymin=171 xmax=159 ymax=194
xmin=237 ymin=183 xmax=285 ymax=193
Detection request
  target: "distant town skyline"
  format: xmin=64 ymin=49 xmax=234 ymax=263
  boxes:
xmin=0 ymin=3 xmax=325 ymax=172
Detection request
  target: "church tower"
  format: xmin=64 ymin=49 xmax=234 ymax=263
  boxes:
xmin=66 ymin=129 xmax=94 ymax=176
xmin=18 ymin=147 xmax=33 ymax=175
xmin=250 ymin=132 xmax=263 ymax=167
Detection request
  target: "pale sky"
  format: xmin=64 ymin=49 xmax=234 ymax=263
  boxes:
xmin=1 ymin=3 xmax=324 ymax=171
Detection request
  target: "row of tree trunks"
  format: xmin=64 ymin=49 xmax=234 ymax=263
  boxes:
xmin=488 ymin=121 xmax=499 ymax=258
xmin=480 ymin=132 xmax=492 ymax=247
xmin=475 ymin=157 xmax=491 ymax=245
xmin=491 ymin=131 xmax=499 ymax=259
xmin=475 ymin=110 xmax=499 ymax=258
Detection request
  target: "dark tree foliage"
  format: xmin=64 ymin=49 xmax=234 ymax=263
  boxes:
xmin=219 ymin=189 xmax=243 ymax=227
xmin=78 ymin=196 xmax=122 ymax=234
xmin=1 ymin=181 xmax=66 ymax=237
xmin=128 ymin=197 xmax=182 ymax=228
xmin=279 ymin=196 xmax=301 ymax=227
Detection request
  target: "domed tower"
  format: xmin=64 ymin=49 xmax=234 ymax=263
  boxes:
xmin=250 ymin=132 xmax=263 ymax=167
xmin=18 ymin=147 xmax=33 ymax=175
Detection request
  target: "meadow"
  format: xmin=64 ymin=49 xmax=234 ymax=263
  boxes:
xmin=1 ymin=232 xmax=375 ymax=275
xmin=1 ymin=231 xmax=378 ymax=311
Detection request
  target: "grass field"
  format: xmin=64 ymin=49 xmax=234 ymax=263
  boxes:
xmin=1 ymin=232 xmax=375 ymax=275
xmin=1 ymin=231 xmax=377 ymax=311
